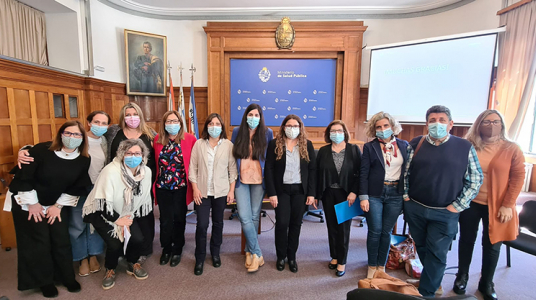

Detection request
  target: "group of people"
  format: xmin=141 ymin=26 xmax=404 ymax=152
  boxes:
xmin=5 ymin=102 xmax=525 ymax=300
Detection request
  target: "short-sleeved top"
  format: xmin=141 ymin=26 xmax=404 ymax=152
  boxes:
xmin=9 ymin=142 xmax=92 ymax=206
xmin=156 ymin=140 xmax=186 ymax=190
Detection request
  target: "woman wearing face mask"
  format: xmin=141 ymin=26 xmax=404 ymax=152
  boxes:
xmin=359 ymin=111 xmax=407 ymax=279
xmin=231 ymin=103 xmax=273 ymax=272
xmin=7 ymin=120 xmax=91 ymax=298
xmin=83 ymin=139 xmax=153 ymax=290
xmin=265 ymin=114 xmax=316 ymax=273
xmin=453 ymin=110 xmax=525 ymax=300
xmin=189 ymin=113 xmax=237 ymax=275
xmin=106 ymin=102 xmax=156 ymax=262
xmin=153 ymin=111 xmax=197 ymax=267
xmin=315 ymin=120 xmax=362 ymax=277
xmin=16 ymin=111 xmax=111 ymax=277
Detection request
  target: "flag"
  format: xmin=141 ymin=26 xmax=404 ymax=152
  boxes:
xmin=178 ymin=67 xmax=187 ymax=130
xmin=189 ymin=74 xmax=199 ymax=139
xmin=167 ymin=70 xmax=175 ymax=111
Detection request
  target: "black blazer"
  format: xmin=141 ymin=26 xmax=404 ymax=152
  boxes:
xmin=316 ymin=143 xmax=362 ymax=200
xmin=359 ymin=138 xmax=409 ymax=198
xmin=265 ymin=139 xmax=316 ymax=198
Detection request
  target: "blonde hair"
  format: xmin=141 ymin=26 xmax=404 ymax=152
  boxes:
xmin=119 ymin=103 xmax=155 ymax=139
xmin=465 ymin=109 xmax=512 ymax=151
xmin=365 ymin=111 xmax=403 ymax=138
xmin=157 ymin=111 xmax=185 ymax=145
xmin=274 ymin=114 xmax=309 ymax=162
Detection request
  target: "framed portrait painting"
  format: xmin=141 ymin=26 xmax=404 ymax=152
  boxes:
xmin=125 ymin=29 xmax=167 ymax=96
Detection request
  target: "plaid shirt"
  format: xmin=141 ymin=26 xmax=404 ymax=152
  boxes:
xmin=403 ymin=135 xmax=483 ymax=212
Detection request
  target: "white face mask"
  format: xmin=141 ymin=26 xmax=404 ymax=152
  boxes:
xmin=285 ymin=127 xmax=300 ymax=139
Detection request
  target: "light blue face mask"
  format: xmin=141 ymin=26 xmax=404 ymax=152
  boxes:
xmin=247 ymin=116 xmax=260 ymax=129
xmin=62 ymin=136 xmax=83 ymax=149
xmin=376 ymin=128 xmax=393 ymax=140
xmin=90 ymin=125 xmax=108 ymax=137
xmin=428 ymin=122 xmax=448 ymax=139
xmin=208 ymin=126 xmax=222 ymax=138
xmin=165 ymin=124 xmax=181 ymax=136
xmin=330 ymin=132 xmax=345 ymax=144
xmin=124 ymin=155 xmax=142 ymax=169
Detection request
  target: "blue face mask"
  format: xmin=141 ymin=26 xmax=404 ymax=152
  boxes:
xmin=376 ymin=128 xmax=393 ymax=140
xmin=330 ymin=132 xmax=345 ymax=144
xmin=208 ymin=126 xmax=222 ymax=138
xmin=428 ymin=122 xmax=449 ymax=139
xmin=124 ymin=155 xmax=143 ymax=169
xmin=247 ymin=116 xmax=260 ymax=129
xmin=62 ymin=136 xmax=83 ymax=149
xmin=165 ymin=124 xmax=181 ymax=136
xmin=90 ymin=125 xmax=108 ymax=137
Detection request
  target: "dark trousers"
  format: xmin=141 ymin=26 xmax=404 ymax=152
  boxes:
xmin=458 ymin=201 xmax=502 ymax=284
xmin=11 ymin=197 xmax=76 ymax=290
xmin=137 ymin=210 xmax=154 ymax=256
xmin=322 ymin=187 xmax=351 ymax=265
xmin=91 ymin=213 xmax=144 ymax=270
xmin=274 ymin=184 xmax=306 ymax=261
xmin=156 ymin=187 xmax=187 ymax=255
xmin=195 ymin=196 xmax=226 ymax=263
xmin=404 ymin=200 xmax=459 ymax=297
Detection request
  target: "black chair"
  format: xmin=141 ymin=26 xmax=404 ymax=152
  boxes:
xmin=503 ymin=200 xmax=536 ymax=267
xmin=346 ymin=288 xmax=477 ymax=300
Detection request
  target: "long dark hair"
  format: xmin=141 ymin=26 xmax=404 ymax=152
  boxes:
xmin=232 ymin=104 xmax=267 ymax=160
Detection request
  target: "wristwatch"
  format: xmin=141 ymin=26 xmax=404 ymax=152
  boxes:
xmin=54 ymin=203 xmax=63 ymax=209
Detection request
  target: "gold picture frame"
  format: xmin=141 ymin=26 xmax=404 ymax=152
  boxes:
xmin=125 ymin=29 xmax=167 ymax=96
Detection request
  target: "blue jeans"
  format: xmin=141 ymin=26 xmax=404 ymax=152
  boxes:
xmin=404 ymin=199 xmax=460 ymax=297
xmin=235 ymin=183 xmax=265 ymax=257
xmin=365 ymin=185 xmax=403 ymax=267
xmin=69 ymin=194 xmax=104 ymax=261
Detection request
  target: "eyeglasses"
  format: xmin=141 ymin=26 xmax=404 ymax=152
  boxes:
xmin=330 ymin=129 xmax=344 ymax=134
xmin=482 ymin=120 xmax=501 ymax=126
xmin=63 ymin=131 xmax=83 ymax=138
xmin=165 ymin=119 xmax=180 ymax=124
xmin=285 ymin=125 xmax=300 ymax=129
xmin=125 ymin=152 xmax=143 ymax=157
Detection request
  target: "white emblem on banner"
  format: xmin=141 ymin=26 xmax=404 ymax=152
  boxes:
xmin=287 ymin=106 xmax=291 ymax=111
xmin=247 ymin=98 xmax=250 ymax=102
xmin=313 ymin=90 xmax=317 ymax=95
xmin=288 ymin=90 xmax=291 ymax=94
xmin=304 ymin=98 xmax=308 ymax=103
xmin=258 ymin=67 xmax=271 ymax=82
xmin=313 ymin=106 xmax=317 ymax=111
xmin=238 ymin=106 xmax=242 ymax=111
xmin=262 ymin=106 xmax=266 ymax=111
xmin=262 ymin=90 xmax=266 ymax=94
xmin=275 ymin=98 xmax=279 ymax=103
xmin=303 ymin=115 xmax=307 ymax=119
xmin=238 ymin=89 xmax=241 ymax=94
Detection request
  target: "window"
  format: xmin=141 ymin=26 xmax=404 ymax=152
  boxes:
xmin=69 ymin=96 xmax=78 ymax=118
xmin=53 ymin=94 xmax=64 ymax=118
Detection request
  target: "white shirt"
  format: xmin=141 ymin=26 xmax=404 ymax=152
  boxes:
xmin=207 ymin=139 xmax=222 ymax=196
xmin=88 ymin=136 xmax=106 ymax=184
xmin=384 ymin=147 xmax=403 ymax=181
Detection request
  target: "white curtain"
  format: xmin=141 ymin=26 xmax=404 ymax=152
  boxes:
xmin=494 ymin=1 xmax=536 ymax=139
xmin=0 ymin=0 xmax=48 ymax=65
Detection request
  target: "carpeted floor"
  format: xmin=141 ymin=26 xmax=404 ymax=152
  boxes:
xmin=1 ymin=195 xmax=535 ymax=300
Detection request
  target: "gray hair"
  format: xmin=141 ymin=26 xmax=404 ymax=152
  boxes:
xmin=426 ymin=105 xmax=452 ymax=121
xmin=116 ymin=139 xmax=149 ymax=165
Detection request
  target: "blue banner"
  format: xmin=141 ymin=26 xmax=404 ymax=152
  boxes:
xmin=230 ymin=59 xmax=336 ymax=127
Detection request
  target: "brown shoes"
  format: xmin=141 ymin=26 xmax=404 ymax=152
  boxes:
xmin=79 ymin=259 xmax=90 ymax=277
xmin=89 ymin=256 xmax=101 ymax=273
xmin=247 ymin=254 xmax=265 ymax=273
xmin=245 ymin=252 xmax=253 ymax=268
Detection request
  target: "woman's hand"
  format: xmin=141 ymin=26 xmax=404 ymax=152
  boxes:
xmin=347 ymin=192 xmax=357 ymax=206
xmin=115 ymin=216 xmax=133 ymax=227
xmin=270 ymin=196 xmax=278 ymax=208
xmin=46 ymin=206 xmax=62 ymax=225
xmin=360 ymin=200 xmax=370 ymax=212
xmin=306 ymin=196 xmax=316 ymax=208
xmin=27 ymin=203 xmax=45 ymax=222
xmin=497 ymin=206 xmax=513 ymax=223
xmin=226 ymin=190 xmax=235 ymax=205
xmin=310 ymin=199 xmax=318 ymax=210
xmin=18 ymin=149 xmax=33 ymax=169
xmin=193 ymin=188 xmax=203 ymax=205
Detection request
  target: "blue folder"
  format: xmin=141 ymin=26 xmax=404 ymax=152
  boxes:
xmin=334 ymin=200 xmax=364 ymax=224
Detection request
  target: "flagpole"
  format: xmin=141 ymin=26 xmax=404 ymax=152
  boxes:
xmin=178 ymin=63 xmax=187 ymax=130
xmin=189 ymin=64 xmax=199 ymax=138
xmin=167 ymin=61 xmax=174 ymax=111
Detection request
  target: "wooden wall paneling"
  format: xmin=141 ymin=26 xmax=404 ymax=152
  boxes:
xmin=0 ymin=87 xmax=8 ymax=119
xmin=6 ymin=88 xmax=20 ymax=158
xmin=28 ymin=91 xmax=39 ymax=144
xmin=13 ymin=89 xmax=31 ymax=120
xmin=38 ymin=124 xmax=52 ymax=141
xmin=47 ymin=92 xmax=57 ymax=135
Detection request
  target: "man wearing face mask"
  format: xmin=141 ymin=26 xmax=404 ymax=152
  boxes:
xmin=403 ymin=105 xmax=483 ymax=297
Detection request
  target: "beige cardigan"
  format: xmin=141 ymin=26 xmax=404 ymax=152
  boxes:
xmin=188 ymin=138 xmax=238 ymax=198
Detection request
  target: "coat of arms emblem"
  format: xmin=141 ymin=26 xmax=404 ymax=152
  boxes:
xmin=276 ymin=17 xmax=295 ymax=49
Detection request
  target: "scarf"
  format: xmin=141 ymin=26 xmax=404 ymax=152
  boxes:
xmin=380 ymin=138 xmax=398 ymax=167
